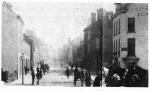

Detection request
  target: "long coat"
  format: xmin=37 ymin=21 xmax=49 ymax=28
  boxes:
xmin=85 ymin=73 xmax=91 ymax=86
xmin=122 ymin=66 xmax=147 ymax=87
xmin=105 ymin=65 xmax=124 ymax=87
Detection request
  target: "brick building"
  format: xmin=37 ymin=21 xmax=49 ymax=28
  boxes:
xmin=112 ymin=3 xmax=148 ymax=69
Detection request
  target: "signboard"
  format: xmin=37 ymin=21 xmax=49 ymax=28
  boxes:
xmin=121 ymin=47 xmax=128 ymax=51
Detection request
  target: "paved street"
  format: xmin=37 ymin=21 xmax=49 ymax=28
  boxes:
xmin=7 ymin=67 xmax=74 ymax=86
xmin=6 ymin=66 xmax=97 ymax=87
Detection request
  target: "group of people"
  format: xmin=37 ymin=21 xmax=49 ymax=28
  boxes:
xmin=31 ymin=63 xmax=50 ymax=85
xmin=104 ymin=60 xmax=148 ymax=87
xmin=66 ymin=66 xmax=101 ymax=87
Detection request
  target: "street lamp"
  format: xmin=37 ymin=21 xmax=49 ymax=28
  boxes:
xmin=21 ymin=53 xmax=25 ymax=85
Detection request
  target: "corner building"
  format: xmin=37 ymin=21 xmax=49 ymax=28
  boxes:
xmin=113 ymin=3 xmax=148 ymax=69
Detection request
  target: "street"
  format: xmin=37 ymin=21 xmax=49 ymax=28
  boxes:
xmin=6 ymin=66 xmax=97 ymax=87
xmin=7 ymin=67 xmax=74 ymax=86
xmin=2 ymin=2 xmax=148 ymax=87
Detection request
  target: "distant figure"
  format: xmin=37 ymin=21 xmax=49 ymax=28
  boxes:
xmin=24 ymin=66 xmax=28 ymax=75
xmin=80 ymin=69 xmax=85 ymax=87
xmin=36 ymin=71 xmax=40 ymax=85
xmin=36 ymin=66 xmax=42 ymax=85
xmin=30 ymin=67 xmax=33 ymax=72
xmin=85 ymin=72 xmax=92 ymax=87
xmin=66 ymin=67 xmax=70 ymax=79
xmin=31 ymin=70 xmax=35 ymax=85
xmin=74 ymin=66 xmax=79 ymax=86
xmin=71 ymin=65 xmax=73 ymax=70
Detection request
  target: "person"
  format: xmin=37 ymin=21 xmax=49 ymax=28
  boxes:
xmin=80 ymin=69 xmax=85 ymax=86
xmin=36 ymin=65 xmax=42 ymax=85
xmin=85 ymin=72 xmax=92 ymax=87
xmin=74 ymin=66 xmax=79 ymax=86
xmin=31 ymin=70 xmax=35 ymax=85
xmin=66 ymin=67 xmax=70 ymax=79
xmin=36 ymin=70 xmax=40 ymax=85
xmin=30 ymin=67 xmax=33 ymax=72
xmin=105 ymin=59 xmax=124 ymax=87
xmin=93 ymin=71 xmax=102 ymax=87
xmin=71 ymin=64 xmax=73 ymax=70
xmin=24 ymin=66 xmax=27 ymax=75
xmin=121 ymin=62 xmax=147 ymax=87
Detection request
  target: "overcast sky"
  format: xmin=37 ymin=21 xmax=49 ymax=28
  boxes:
xmin=11 ymin=2 xmax=115 ymax=49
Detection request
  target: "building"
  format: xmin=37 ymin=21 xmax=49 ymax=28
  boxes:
xmin=83 ymin=12 xmax=101 ymax=72
xmin=2 ymin=1 xmax=24 ymax=81
xmin=58 ymin=38 xmax=73 ymax=67
xmin=112 ymin=3 xmax=148 ymax=69
xmin=83 ymin=9 xmax=113 ymax=73
xmin=72 ymin=38 xmax=84 ymax=67
xmin=102 ymin=11 xmax=113 ymax=66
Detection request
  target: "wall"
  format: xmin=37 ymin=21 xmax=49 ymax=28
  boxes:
xmin=2 ymin=2 xmax=24 ymax=81
xmin=113 ymin=3 xmax=148 ymax=69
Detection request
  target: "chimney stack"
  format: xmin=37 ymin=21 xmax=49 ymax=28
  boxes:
xmin=91 ymin=13 xmax=96 ymax=24
xmin=97 ymin=8 xmax=103 ymax=21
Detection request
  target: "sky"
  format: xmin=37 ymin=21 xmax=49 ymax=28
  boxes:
xmin=11 ymin=1 xmax=115 ymax=49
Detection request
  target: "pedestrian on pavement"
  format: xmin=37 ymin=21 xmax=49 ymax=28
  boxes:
xmin=31 ymin=70 xmax=35 ymax=85
xmin=85 ymin=72 xmax=92 ymax=87
xmin=36 ymin=70 xmax=41 ymax=85
xmin=121 ymin=62 xmax=147 ymax=87
xmin=93 ymin=71 xmax=102 ymax=87
xmin=24 ymin=66 xmax=27 ymax=75
xmin=80 ymin=69 xmax=85 ymax=87
xmin=66 ymin=67 xmax=70 ymax=79
xmin=30 ymin=67 xmax=33 ymax=72
xmin=71 ymin=64 xmax=73 ymax=70
xmin=74 ymin=66 xmax=79 ymax=86
xmin=105 ymin=58 xmax=124 ymax=87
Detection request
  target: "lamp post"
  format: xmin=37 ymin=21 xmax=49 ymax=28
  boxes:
xmin=21 ymin=53 xmax=25 ymax=85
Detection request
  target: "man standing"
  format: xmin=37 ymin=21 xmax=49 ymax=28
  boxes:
xmin=122 ymin=62 xmax=147 ymax=87
xmin=66 ymin=67 xmax=70 ymax=79
xmin=93 ymin=71 xmax=101 ymax=87
xmin=85 ymin=72 xmax=92 ymax=87
xmin=80 ymin=69 xmax=85 ymax=86
xmin=74 ymin=66 xmax=79 ymax=86
xmin=105 ymin=59 xmax=124 ymax=87
xmin=31 ymin=70 xmax=35 ymax=85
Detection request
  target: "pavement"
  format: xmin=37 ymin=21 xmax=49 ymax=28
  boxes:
xmin=5 ymin=67 xmax=97 ymax=87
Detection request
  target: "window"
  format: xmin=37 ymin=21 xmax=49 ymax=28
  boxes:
xmin=116 ymin=21 xmax=117 ymax=35
xmin=128 ymin=38 xmax=135 ymax=56
xmin=96 ymin=38 xmax=100 ymax=49
xmin=118 ymin=39 xmax=120 ymax=57
xmin=88 ymin=31 xmax=91 ymax=40
xmin=128 ymin=18 xmax=135 ymax=33
xmin=114 ymin=22 xmax=115 ymax=36
xmin=119 ymin=19 xmax=120 ymax=34
xmin=113 ymin=41 xmax=115 ymax=57
xmin=116 ymin=40 xmax=117 ymax=57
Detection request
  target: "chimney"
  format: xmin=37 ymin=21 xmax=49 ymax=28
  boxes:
xmin=97 ymin=8 xmax=103 ymax=21
xmin=91 ymin=13 xmax=96 ymax=24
